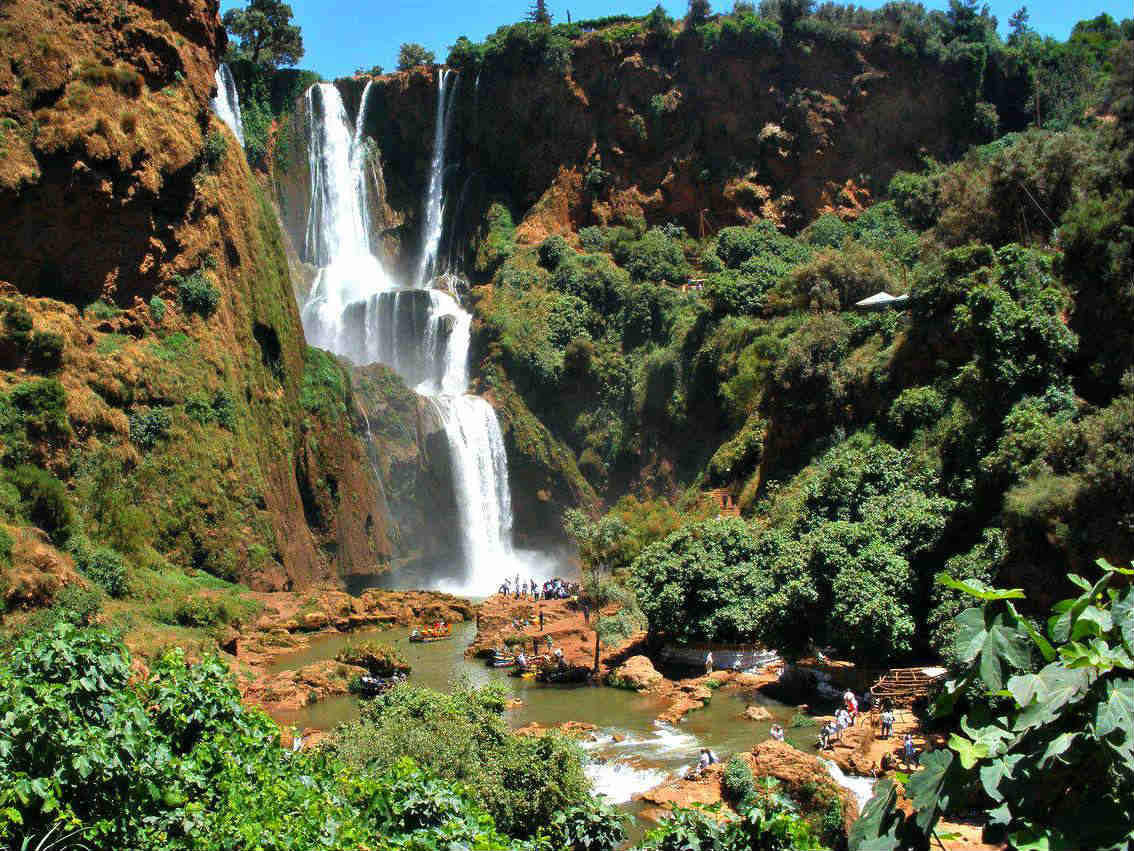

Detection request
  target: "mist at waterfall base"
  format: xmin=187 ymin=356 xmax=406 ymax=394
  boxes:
xmin=298 ymin=79 xmax=560 ymax=596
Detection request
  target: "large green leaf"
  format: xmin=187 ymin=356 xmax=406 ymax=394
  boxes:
xmin=1013 ymin=663 xmax=1092 ymax=731
xmin=907 ymin=749 xmax=955 ymax=835
xmin=1111 ymin=586 xmax=1133 ymax=653
xmin=1094 ymin=677 xmax=1134 ymax=769
xmin=936 ymin=573 xmax=1026 ymax=601
xmin=949 ymin=733 xmax=988 ymax=769
xmin=979 ymin=753 xmax=1023 ymax=802
xmin=847 ymin=778 xmax=904 ymax=851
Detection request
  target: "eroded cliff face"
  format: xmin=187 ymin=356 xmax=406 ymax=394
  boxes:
xmin=335 ymin=29 xmax=976 ymax=256
xmin=0 ymin=0 xmax=391 ymax=589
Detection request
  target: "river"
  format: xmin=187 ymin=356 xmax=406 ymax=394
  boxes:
xmin=266 ymin=619 xmax=825 ymax=837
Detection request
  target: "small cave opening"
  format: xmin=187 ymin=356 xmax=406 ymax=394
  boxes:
xmin=253 ymin=322 xmax=284 ymax=381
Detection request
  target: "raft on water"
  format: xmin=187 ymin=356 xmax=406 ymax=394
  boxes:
xmin=410 ymin=624 xmax=452 ymax=643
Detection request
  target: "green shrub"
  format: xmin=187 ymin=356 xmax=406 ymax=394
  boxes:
xmin=804 ymin=213 xmax=850 ymax=248
xmin=888 ymin=169 xmax=941 ymax=229
xmin=889 ymin=386 xmax=947 ymax=436
xmin=148 ymin=296 xmax=166 ymax=323
xmin=618 ymin=227 xmax=690 ymax=284
xmin=333 ymin=682 xmax=593 ymax=838
xmin=578 ymin=226 xmax=608 ymax=252
xmin=777 ymin=243 xmax=900 ymax=312
xmin=0 ymin=624 xmax=514 ymax=848
xmin=129 ymin=407 xmax=171 ymax=450
xmin=722 ymin=754 xmax=757 ymax=807
xmin=176 ymin=270 xmax=220 ymax=318
xmin=9 ymin=378 xmax=69 ymax=443
xmin=713 ymin=221 xmax=811 ymax=269
xmin=84 ymin=299 xmax=121 ymax=321
xmin=538 ymin=234 xmax=571 ymax=270
xmin=185 ymin=393 xmax=213 ymax=425
xmin=1 ymin=300 xmax=33 ymax=346
xmin=299 ymin=346 xmax=347 ymax=417
xmin=475 ymin=203 xmax=515 ymax=275
xmin=543 ymin=798 xmax=627 ymax=851
xmin=23 ymin=584 xmax=103 ymax=631
xmin=6 ymin=464 xmax=73 ymax=543
xmin=26 ymin=331 xmax=63 ymax=372
xmin=789 ymin=712 xmax=816 ymax=728
xmin=202 ymin=128 xmax=228 ymax=171
xmin=334 ymin=640 xmax=410 ymax=676
xmin=69 ymin=539 xmax=128 ymax=597
xmin=0 ymin=525 xmax=11 ymax=568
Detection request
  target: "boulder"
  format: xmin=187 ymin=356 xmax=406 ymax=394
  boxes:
xmin=608 ymin=655 xmax=663 ymax=690
xmin=743 ymin=704 xmax=774 ymax=721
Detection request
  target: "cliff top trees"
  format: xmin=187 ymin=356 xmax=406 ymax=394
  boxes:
xmin=397 ymin=42 xmax=435 ymax=69
xmin=528 ymin=0 xmax=552 ymax=26
xmin=222 ymin=0 xmax=304 ymax=69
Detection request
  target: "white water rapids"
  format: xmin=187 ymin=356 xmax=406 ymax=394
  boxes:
xmin=298 ymin=79 xmax=536 ymax=595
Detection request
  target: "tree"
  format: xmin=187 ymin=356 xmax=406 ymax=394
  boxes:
xmin=687 ymin=0 xmax=712 ymax=25
xmin=528 ymin=0 xmax=552 ymax=25
xmin=397 ymin=42 xmax=435 ymax=70
xmin=222 ymin=0 xmax=304 ymax=69
xmin=1006 ymin=6 xmax=1033 ymax=45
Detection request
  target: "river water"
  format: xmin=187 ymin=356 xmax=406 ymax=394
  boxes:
xmin=267 ymin=621 xmax=824 ymax=832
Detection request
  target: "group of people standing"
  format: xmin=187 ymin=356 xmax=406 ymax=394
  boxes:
xmin=498 ymin=576 xmax=580 ymax=600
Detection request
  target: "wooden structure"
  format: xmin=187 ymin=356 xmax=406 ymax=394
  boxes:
xmin=869 ymin=666 xmax=948 ymax=708
xmin=706 ymin=488 xmax=740 ymax=517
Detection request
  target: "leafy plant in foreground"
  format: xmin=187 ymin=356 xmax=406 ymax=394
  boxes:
xmin=850 ymin=559 xmax=1134 ymax=850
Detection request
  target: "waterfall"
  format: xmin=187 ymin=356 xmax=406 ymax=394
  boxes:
xmin=300 ymin=82 xmax=395 ymax=354
xmin=298 ymin=74 xmax=530 ymax=595
xmin=429 ymin=394 xmax=514 ymax=584
xmin=211 ymin=63 xmax=245 ymax=147
xmin=415 ymin=70 xmax=457 ymax=289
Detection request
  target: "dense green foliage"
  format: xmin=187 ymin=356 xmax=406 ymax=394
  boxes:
xmin=397 ymin=42 xmax=435 ymax=69
xmin=851 ymin=562 xmax=1134 ymax=850
xmin=0 ymin=625 xmax=515 ymax=850
xmin=331 ymin=681 xmax=595 ymax=839
xmin=222 ymin=0 xmax=304 ymax=69
xmin=639 ymin=793 xmax=824 ymax=850
xmin=175 ymin=270 xmax=220 ymax=318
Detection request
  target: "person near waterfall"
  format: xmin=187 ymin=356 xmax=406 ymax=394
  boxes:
xmin=704 ymin=651 xmax=714 ymax=676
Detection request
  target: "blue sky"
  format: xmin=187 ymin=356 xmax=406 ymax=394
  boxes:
xmin=218 ymin=0 xmax=1132 ymax=80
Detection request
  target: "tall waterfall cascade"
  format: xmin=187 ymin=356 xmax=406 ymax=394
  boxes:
xmin=210 ymin=64 xmax=245 ymax=147
xmin=298 ymin=77 xmax=529 ymax=594
xmin=415 ymin=70 xmax=457 ymax=289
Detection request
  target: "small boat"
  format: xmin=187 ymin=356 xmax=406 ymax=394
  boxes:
xmin=409 ymin=624 xmax=452 ymax=643
xmin=490 ymin=655 xmax=516 ymax=668
xmin=536 ymin=664 xmax=590 ymax=684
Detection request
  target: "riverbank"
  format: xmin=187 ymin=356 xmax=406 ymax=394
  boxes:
xmin=232 ymin=588 xmax=474 ymax=715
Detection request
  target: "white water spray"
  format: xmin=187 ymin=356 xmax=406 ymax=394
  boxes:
xmin=211 ymin=64 xmax=245 ymax=147
xmin=298 ymin=75 xmax=529 ymax=594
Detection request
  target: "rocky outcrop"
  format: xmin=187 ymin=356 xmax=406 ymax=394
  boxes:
xmin=242 ymin=659 xmax=366 ymax=715
xmin=642 ymin=739 xmax=857 ymax=838
xmin=0 ymin=0 xmax=392 ymax=590
xmin=348 ymin=363 xmax=462 ymax=571
xmin=607 ymin=654 xmax=663 ymax=690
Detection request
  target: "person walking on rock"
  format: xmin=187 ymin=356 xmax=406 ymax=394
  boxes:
xmin=704 ymin=651 xmax=714 ymax=676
